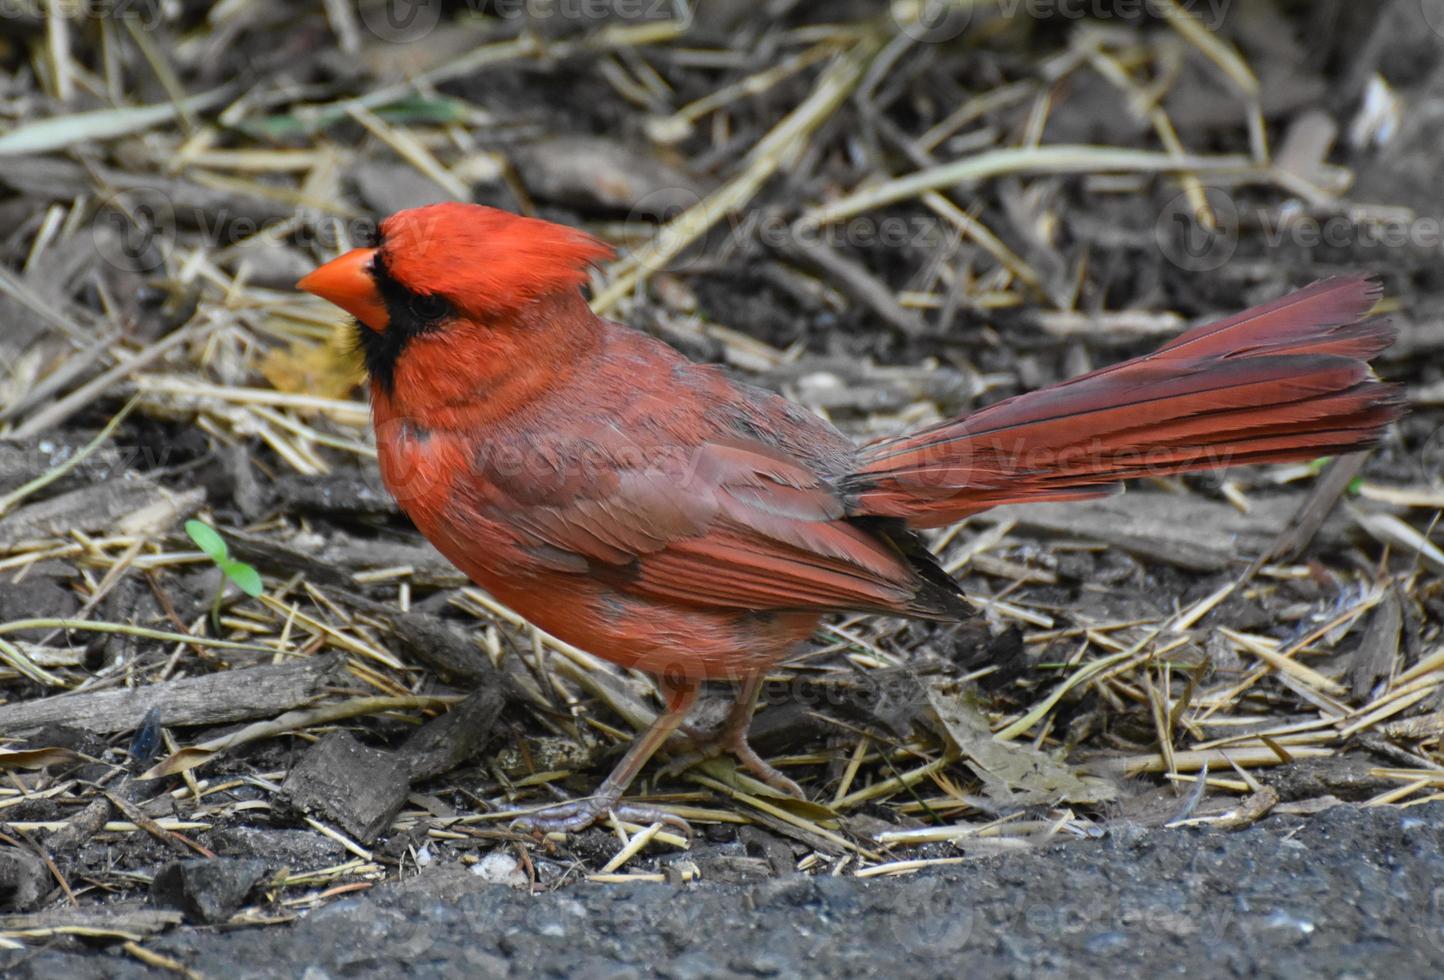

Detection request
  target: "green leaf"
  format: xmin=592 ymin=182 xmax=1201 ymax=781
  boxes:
xmin=221 ymin=560 xmax=264 ymax=598
xmin=185 ymin=520 xmax=228 ymax=562
xmin=237 ymin=96 xmax=467 ymax=141
xmin=376 ymin=96 xmax=469 ymax=125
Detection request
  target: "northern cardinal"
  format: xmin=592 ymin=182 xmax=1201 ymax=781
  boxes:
xmin=299 ymin=202 xmax=1401 ymax=831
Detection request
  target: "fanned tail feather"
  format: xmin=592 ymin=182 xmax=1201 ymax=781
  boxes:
xmin=846 ymin=277 xmax=1404 ymax=528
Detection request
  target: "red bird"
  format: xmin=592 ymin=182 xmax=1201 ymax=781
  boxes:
xmin=299 ymin=203 xmax=1401 ymax=831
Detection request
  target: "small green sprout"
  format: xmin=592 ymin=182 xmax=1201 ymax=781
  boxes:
xmin=185 ymin=520 xmax=263 ymax=621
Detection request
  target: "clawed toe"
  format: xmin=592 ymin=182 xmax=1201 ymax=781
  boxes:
xmin=613 ymin=803 xmax=692 ymax=834
xmin=511 ymin=799 xmax=608 ymax=835
xmin=662 ymin=732 xmax=805 ymax=800
xmin=731 ymin=741 xmax=805 ymax=798
xmin=512 ymin=798 xmax=691 ymax=836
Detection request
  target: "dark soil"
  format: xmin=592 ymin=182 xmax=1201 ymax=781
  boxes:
xmin=7 ymin=803 xmax=1444 ymax=978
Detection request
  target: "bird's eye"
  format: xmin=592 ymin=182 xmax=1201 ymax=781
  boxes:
xmin=409 ymin=293 xmax=450 ymax=323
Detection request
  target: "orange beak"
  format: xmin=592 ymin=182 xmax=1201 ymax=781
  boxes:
xmin=297 ymin=247 xmax=389 ymax=330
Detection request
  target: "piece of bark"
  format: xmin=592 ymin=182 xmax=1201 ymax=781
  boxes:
xmin=510 ymin=136 xmax=702 ymax=212
xmin=1350 ymin=588 xmax=1403 ymax=700
xmin=387 ymin=612 xmax=498 ymax=688
xmin=150 ymin=858 xmax=269 ymax=924
xmin=270 ymin=473 xmax=399 ymax=519
xmin=44 ymin=796 xmax=113 ymax=855
xmin=398 ymin=687 xmax=505 ymax=784
xmin=0 ymin=480 xmax=202 ymax=546
xmin=0 ymin=655 xmax=345 ymax=736
xmin=988 ymin=492 xmax=1351 ymax=572
xmin=274 ymin=732 xmax=410 ymax=844
xmin=337 ymin=601 xmax=542 ymax=710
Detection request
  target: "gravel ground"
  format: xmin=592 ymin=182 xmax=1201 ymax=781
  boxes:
xmin=7 ymin=802 xmax=1443 ymax=979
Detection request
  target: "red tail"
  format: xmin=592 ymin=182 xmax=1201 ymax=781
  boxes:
xmin=846 ymin=277 xmax=1403 ymax=528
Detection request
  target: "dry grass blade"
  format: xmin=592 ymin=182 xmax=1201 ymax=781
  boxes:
xmin=0 ymin=87 xmax=235 ymax=156
xmin=0 ymin=397 xmax=139 ymax=517
xmin=802 ymin=145 xmax=1255 ymax=227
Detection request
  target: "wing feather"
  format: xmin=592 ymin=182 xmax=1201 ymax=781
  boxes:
xmin=477 ymin=439 xmax=925 ymax=615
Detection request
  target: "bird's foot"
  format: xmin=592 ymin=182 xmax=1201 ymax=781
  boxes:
xmin=663 ymin=729 xmax=805 ymax=799
xmin=511 ymin=676 xmax=701 ymax=837
xmin=511 ymin=796 xmax=691 ymax=836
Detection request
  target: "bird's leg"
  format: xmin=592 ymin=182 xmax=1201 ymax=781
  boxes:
xmin=664 ymin=670 xmax=804 ymax=799
xmin=512 ymin=676 xmax=699 ymax=835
